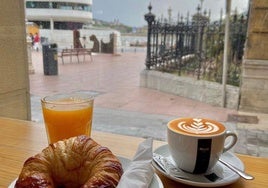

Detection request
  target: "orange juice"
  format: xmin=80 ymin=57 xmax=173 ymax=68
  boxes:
xmin=41 ymin=94 xmax=94 ymax=144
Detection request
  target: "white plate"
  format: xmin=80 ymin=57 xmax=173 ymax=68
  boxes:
xmin=153 ymin=144 xmax=244 ymax=187
xmin=9 ymin=156 xmax=163 ymax=188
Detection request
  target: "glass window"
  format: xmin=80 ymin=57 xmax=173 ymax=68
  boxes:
xmin=26 ymin=1 xmax=49 ymax=8
xmin=54 ymin=21 xmax=83 ymax=30
xmin=26 ymin=1 xmax=91 ymax=12
xmin=29 ymin=20 xmax=50 ymax=29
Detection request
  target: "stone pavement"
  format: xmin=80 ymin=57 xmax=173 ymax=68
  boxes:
xmin=29 ymin=50 xmax=268 ymax=158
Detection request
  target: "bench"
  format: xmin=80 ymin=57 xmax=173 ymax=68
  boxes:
xmin=58 ymin=48 xmax=92 ymax=64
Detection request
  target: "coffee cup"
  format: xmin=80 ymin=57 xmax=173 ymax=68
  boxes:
xmin=167 ymin=117 xmax=237 ymax=174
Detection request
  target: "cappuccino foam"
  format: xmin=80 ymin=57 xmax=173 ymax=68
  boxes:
xmin=168 ymin=118 xmax=225 ymax=136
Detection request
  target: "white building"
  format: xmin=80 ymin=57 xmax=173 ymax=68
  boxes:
xmin=25 ymin=0 xmax=121 ymax=51
xmin=25 ymin=0 xmax=93 ymax=31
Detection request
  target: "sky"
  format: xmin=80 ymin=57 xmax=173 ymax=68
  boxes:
xmin=92 ymin=0 xmax=249 ymax=27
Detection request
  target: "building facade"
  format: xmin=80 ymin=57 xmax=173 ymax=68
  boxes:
xmin=239 ymin=0 xmax=268 ymax=113
xmin=25 ymin=0 xmax=93 ymax=31
xmin=24 ymin=0 xmax=121 ymax=51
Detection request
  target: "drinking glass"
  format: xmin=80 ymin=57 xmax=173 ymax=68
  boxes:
xmin=41 ymin=92 xmax=94 ymax=144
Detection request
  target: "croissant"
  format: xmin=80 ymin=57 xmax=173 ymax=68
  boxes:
xmin=15 ymin=135 xmax=123 ymax=188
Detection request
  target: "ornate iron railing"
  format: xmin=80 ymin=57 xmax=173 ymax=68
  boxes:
xmin=144 ymin=4 xmax=247 ymax=86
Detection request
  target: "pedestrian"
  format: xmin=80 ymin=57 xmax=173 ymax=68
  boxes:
xmin=29 ymin=33 xmax=34 ymax=48
xmin=33 ymin=32 xmax=40 ymax=51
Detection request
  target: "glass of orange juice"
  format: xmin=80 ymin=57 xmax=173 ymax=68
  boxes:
xmin=41 ymin=92 xmax=94 ymax=144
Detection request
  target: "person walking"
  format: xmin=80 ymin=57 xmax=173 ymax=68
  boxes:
xmin=33 ymin=33 xmax=40 ymax=52
xmin=29 ymin=33 xmax=34 ymax=48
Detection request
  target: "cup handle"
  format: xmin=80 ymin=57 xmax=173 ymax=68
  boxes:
xmin=223 ymin=130 xmax=238 ymax=153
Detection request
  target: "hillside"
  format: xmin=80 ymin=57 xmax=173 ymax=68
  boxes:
xmin=92 ymin=19 xmax=133 ymax=33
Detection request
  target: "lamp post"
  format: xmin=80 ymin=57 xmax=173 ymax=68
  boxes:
xmin=144 ymin=3 xmax=155 ymax=69
xmin=222 ymin=0 xmax=232 ymax=107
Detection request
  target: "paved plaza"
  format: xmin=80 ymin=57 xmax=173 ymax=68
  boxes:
xmin=29 ymin=50 xmax=268 ymax=158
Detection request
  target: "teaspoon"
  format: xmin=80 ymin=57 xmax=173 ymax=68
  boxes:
xmin=218 ymin=158 xmax=254 ymax=180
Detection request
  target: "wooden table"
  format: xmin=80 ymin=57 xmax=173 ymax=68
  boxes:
xmin=0 ymin=117 xmax=267 ymax=188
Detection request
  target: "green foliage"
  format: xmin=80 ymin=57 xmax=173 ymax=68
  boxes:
xmin=93 ymin=19 xmax=133 ymax=33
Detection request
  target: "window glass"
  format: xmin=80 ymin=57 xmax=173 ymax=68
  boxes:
xmin=26 ymin=1 xmax=91 ymax=12
xmin=54 ymin=22 xmax=83 ymax=30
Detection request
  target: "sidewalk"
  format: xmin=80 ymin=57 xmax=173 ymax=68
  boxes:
xmin=29 ymin=50 xmax=268 ymax=157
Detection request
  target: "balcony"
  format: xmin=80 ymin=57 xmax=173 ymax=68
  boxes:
xmin=26 ymin=8 xmax=92 ymax=23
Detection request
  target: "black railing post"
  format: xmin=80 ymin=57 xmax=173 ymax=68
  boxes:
xmin=144 ymin=3 xmax=155 ymax=69
xmin=142 ymin=3 xmax=246 ymax=86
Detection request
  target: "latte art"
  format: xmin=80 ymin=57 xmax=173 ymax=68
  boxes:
xmin=168 ymin=118 xmax=226 ymax=136
xmin=178 ymin=118 xmax=219 ymax=134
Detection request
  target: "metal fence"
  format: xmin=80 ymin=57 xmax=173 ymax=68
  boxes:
xmin=144 ymin=4 xmax=247 ymax=86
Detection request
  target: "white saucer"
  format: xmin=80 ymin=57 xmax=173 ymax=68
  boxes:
xmin=9 ymin=156 xmax=163 ymax=188
xmin=153 ymin=144 xmax=244 ymax=187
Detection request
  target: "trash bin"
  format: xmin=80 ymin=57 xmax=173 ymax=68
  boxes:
xmin=42 ymin=43 xmax=58 ymax=75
